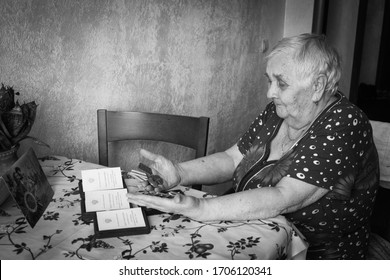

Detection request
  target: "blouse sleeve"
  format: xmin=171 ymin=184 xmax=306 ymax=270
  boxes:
xmin=285 ymin=106 xmax=375 ymax=200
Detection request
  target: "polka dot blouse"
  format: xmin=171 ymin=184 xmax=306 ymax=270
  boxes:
xmin=233 ymin=92 xmax=379 ymax=259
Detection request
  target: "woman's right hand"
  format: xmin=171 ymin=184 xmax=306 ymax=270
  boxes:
xmin=139 ymin=149 xmax=182 ymax=192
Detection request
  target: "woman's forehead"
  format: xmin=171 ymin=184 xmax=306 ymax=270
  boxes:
xmin=266 ymin=53 xmax=296 ymax=76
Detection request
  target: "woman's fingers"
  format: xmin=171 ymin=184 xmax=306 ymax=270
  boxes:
xmin=140 ymin=149 xmax=159 ymax=162
xmin=127 ymin=192 xmax=201 ymax=220
xmin=127 ymin=192 xmax=177 ymax=211
xmin=139 ymin=149 xmax=164 ymax=178
xmin=139 ymin=149 xmax=179 ymax=189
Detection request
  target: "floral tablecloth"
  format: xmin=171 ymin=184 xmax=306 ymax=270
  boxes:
xmin=0 ymin=156 xmax=308 ymax=260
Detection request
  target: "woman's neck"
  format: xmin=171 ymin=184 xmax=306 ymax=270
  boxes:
xmin=286 ymin=122 xmax=311 ymax=141
xmin=285 ymin=94 xmax=336 ymax=138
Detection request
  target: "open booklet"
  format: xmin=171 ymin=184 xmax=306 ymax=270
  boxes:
xmin=80 ymin=167 xmax=150 ymax=238
xmin=0 ymin=148 xmax=54 ymax=228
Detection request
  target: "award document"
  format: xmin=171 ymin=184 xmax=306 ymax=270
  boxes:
xmin=84 ymin=189 xmax=130 ymax=212
xmin=80 ymin=167 xmax=150 ymax=238
xmin=81 ymin=167 xmax=123 ymax=192
xmin=96 ymin=208 xmax=146 ymax=231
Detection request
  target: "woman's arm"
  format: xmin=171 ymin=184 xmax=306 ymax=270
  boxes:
xmin=139 ymin=144 xmax=243 ymax=189
xmin=194 ymin=177 xmax=329 ymax=221
xmin=177 ymin=144 xmax=243 ymax=186
xmin=127 ymin=176 xmax=329 ymax=221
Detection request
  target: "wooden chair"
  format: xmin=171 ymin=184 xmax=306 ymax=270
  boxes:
xmin=97 ymin=109 xmax=209 ymax=190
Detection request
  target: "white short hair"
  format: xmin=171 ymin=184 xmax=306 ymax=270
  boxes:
xmin=266 ymin=33 xmax=342 ymax=95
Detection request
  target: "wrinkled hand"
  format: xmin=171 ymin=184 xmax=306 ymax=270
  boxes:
xmin=127 ymin=191 xmax=201 ymax=219
xmin=139 ymin=149 xmax=182 ymax=192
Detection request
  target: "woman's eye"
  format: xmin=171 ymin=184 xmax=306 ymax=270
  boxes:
xmin=277 ymin=80 xmax=288 ymax=89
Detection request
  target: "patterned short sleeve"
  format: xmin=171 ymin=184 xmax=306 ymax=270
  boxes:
xmin=286 ymin=105 xmax=374 ymax=200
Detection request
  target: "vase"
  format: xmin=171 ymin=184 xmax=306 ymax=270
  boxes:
xmin=0 ymin=144 xmax=19 ymax=205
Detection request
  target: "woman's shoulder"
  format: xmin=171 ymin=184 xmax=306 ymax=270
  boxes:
xmin=334 ymin=92 xmax=368 ymax=117
xmin=237 ymin=102 xmax=280 ymax=152
xmin=323 ymin=92 xmax=371 ymax=128
xmin=247 ymin=102 xmax=279 ymax=128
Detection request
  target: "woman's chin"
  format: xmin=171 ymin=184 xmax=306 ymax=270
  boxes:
xmin=275 ymin=106 xmax=287 ymax=119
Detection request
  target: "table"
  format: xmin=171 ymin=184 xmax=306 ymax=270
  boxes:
xmin=0 ymin=156 xmax=308 ymax=260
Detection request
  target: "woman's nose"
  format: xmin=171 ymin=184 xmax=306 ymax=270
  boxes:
xmin=266 ymin=84 xmax=277 ymax=99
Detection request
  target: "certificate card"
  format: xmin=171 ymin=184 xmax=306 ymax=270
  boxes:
xmin=81 ymin=167 xmax=123 ymax=192
xmin=96 ymin=208 xmax=146 ymax=231
xmin=84 ymin=188 xmax=130 ymax=212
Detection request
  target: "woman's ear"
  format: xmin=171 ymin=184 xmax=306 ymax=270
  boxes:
xmin=312 ymin=74 xmax=327 ymax=103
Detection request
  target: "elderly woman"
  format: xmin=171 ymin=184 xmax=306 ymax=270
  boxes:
xmin=127 ymin=33 xmax=379 ymax=260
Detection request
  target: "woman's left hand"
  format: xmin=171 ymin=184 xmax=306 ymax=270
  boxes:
xmin=127 ymin=192 xmax=202 ymax=219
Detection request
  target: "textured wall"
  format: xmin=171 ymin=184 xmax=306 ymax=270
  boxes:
xmin=0 ymin=0 xmax=284 ymax=174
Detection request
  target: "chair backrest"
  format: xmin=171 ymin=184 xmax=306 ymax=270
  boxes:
xmin=97 ymin=109 xmax=209 ymax=190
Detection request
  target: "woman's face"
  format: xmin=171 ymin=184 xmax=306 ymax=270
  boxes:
xmin=265 ymin=52 xmax=315 ymax=125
